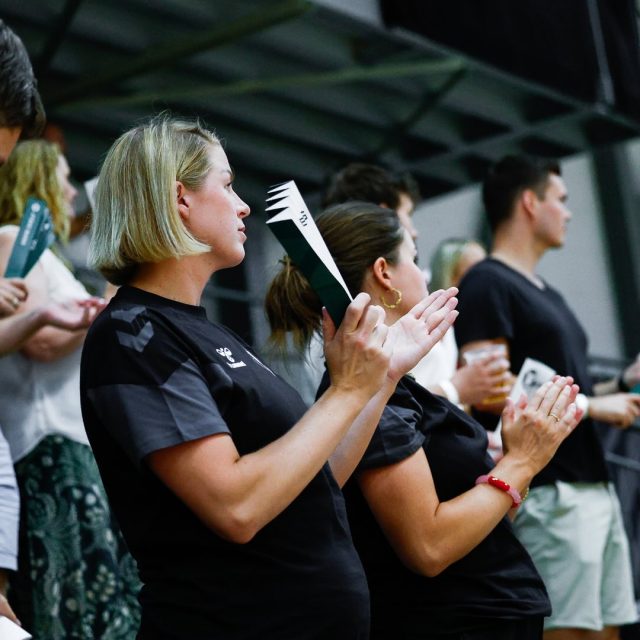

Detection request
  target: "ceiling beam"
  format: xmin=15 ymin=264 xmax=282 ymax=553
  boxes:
xmin=399 ymin=109 xmax=598 ymax=172
xmin=366 ymin=66 xmax=467 ymax=159
xmin=34 ymin=0 xmax=84 ymax=75
xmin=55 ymin=57 xmax=465 ymax=111
xmin=46 ymin=0 xmax=313 ymax=106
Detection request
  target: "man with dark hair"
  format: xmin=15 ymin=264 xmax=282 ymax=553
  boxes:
xmin=456 ymin=154 xmax=640 ymax=639
xmin=0 ymin=18 xmax=45 ymax=165
xmin=482 ymin=155 xmax=562 ymax=234
xmin=323 ymin=162 xmax=420 ymax=240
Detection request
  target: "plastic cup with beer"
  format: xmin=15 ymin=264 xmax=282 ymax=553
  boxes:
xmin=462 ymin=343 xmax=511 ymax=407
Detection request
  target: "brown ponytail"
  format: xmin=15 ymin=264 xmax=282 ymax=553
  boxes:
xmin=265 ymin=201 xmax=404 ymax=350
xmin=265 ymin=256 xmax=324 ymax=351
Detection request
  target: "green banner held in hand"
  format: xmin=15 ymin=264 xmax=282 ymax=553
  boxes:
xmin=266 ymin=181 xmax=352 ymax=325
xmin=4 ymin=198 xmax=55 ymax=278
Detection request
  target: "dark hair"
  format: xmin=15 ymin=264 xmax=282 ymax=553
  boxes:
xmin=265 ymin=201 xmax=404 ymax=349
xmin=322 ymin=162 xmax=421 ymax=210
xmin=482 ymin=155 xmax=561 ymax=232
xmin=393 ymin=171 xmax=421 ymax=207
xmin=0 ymin=20 xmax=45 ymax=137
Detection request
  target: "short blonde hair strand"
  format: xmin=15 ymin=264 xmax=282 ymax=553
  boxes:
xmin=89 ymin=115 xmax=220 ymax=284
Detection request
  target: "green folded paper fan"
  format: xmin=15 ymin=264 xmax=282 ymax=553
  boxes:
xmin=4 ymin=197 xmax=55 ymax=278
xmin=266 ymin=181 xmax=353 ymax=325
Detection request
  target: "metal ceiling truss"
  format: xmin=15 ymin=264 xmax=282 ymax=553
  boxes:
xmin=2 ymin=0 xmax=639 ymax=203
xmin=46 ymin=0 xmax=313 ymax=107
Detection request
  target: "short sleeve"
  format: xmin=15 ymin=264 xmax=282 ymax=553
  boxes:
xmin=455 ymin=262 xmax=513 ymax=348
xmin=315 ymin=370 xmax=425 ymax=470
xmin=358 ymin=380 xmax=426 ymax=470
xmin=83 ymin=310 xmax=231 ymax=466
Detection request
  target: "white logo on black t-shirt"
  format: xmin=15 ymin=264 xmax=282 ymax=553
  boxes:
xmin=216 ymin=347 xmax=246 ymax=369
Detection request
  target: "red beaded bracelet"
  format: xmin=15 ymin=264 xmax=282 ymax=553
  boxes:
xmin=475 ymin=474 xmax=523 ymax=508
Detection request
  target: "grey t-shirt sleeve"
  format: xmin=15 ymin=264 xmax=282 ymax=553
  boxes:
xmin=358 ymin=381 xmax=426 ymax=470
xmin=87 ymin=349 xmax=231 ymax=466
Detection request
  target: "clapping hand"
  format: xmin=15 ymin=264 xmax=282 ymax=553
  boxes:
xmin=386 ymin=287 xmax=459 ymax=383
xmin=323 ymin=292 xmax=392 ymax=401
xmin=501 ymin=376 xmax=583 ymax=475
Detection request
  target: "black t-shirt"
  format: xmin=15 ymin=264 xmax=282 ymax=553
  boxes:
xmin=79 ymin=286 xmax=369 ymax=640
xmin=319 ymin=373 xmax=550 ymax=638
xmin=455 ymin=258 xmax=608 ymax=487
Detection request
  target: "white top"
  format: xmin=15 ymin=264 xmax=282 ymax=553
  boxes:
xmin=0 ymin=427 xmax=18 ymax=570
xmin=0 ymin=237 xmax=90 ymax=462
xmin=410 ymin=328 xmax=459 ymax=390
xmin=288 ymin=328 xmax=460 ymax=406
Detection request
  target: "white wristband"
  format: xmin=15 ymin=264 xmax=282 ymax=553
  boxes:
xmin=575 ymin=393 xmax=589 ymax=418
xmin=439 ymin=379 xmax=460 ymax=405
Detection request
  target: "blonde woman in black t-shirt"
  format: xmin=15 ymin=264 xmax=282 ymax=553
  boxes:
xmin=266 ymin=202 xmax=584 ymax=640
xmin=80 ymin=115 xmax=460 ymax=639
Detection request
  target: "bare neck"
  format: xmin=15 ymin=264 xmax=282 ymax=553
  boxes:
xmin=129 ymin=255 xmax=213 ymax=306
xmin=491 ymin=226 xmax=546 ymax=286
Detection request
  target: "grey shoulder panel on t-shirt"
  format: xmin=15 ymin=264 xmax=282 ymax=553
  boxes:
xmin=87 ymin=356 xmax=230 ymax=466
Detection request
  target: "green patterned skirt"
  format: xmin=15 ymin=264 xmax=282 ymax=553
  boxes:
xmin=9 ymin=435 xmax=141 ymax=639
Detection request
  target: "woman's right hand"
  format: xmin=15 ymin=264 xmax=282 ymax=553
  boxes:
xmin=501 ymin=376 xmax=583 ymax=476
xmin=323 ymin=292 xmax=391 ymax=402
xmin=386 ymin=288 xmax=459 ymax=383
xmin=0 ymin=277 xmax=28 ymax=318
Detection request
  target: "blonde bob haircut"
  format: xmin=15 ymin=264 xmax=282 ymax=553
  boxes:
xmin=90 ymin=115 xmax=220 ymax=285
xmin=0 ymin=140 xmax=70 ymax=241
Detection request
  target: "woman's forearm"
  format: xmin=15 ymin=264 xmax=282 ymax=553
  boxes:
xmin=149 ymin=384 xmax=378 ymax=544
xmin=0 ymin=308 xmax=50 ymax=356
xmin=329 ymin=379 xmax=396 ymax=487
xmin=20 ymin=324 xmax=86 ymax=362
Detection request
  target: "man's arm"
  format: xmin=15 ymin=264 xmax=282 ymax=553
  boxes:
xmin=586 ymin=394 xmax=640 ymax=428
xmin=593 ymin=354 xmax=640 ymax=397
xmin=565 ymin=355 xmax=640 ymax=428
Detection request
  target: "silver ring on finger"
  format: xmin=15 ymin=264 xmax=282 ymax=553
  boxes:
xmin=548 ymin=412 xmax=560 ymax=422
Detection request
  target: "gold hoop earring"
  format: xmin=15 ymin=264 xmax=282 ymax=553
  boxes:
xmin=381 ymin=287 xmax=402 ymax=309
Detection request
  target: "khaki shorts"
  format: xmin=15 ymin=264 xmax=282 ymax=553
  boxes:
xmin=513 ymin=481 xmax=638 ymax=631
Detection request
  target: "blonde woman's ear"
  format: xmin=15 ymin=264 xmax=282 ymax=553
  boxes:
xmin=176 ymin=181 xmax=189 ymax=221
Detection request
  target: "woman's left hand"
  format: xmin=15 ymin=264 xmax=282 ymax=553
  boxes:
xmin=40 ymin=296 xmax=107 ymax=331
xmin=387 ymin=287 xmax=458 ymax=382
xmin=500 ymin=376 xmax=582 ymax=473
xmin=0 ymin=277 xmax=28 ymax=318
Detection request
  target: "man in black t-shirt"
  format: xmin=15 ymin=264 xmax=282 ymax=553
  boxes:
xmin=455 ymin=155 xmax=640 ymax=639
